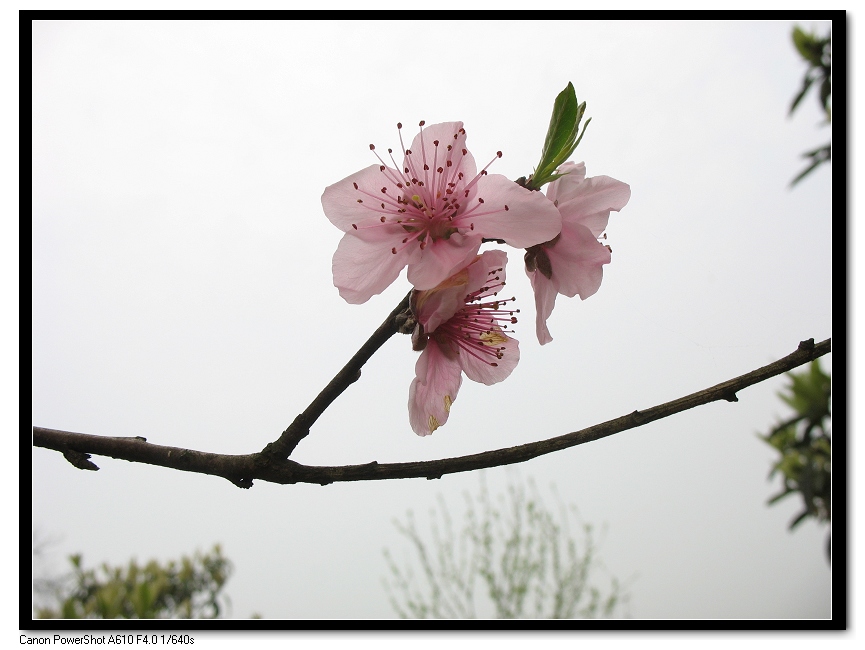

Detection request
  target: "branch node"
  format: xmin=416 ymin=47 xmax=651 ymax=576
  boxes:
xmin=319 ymin=480 xmax=333 ymax=486
xmin=630 ymin=410 xmax=645 ymax=424
xmin=62 ymin=449 xmax=99 ymax=471
xmin=426 ymin=474 xmax=442 ymax=480
xmin=722 ymin=391 xmax=739 ymax=403
xmin=228 ymin=476 xmax=253 ymax=489
xmin=798 ymin=338 xmax=815 ymax=351
xmin=395 ymin=307 xmax=417 ymax=335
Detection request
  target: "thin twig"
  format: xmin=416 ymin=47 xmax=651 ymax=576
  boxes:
xmin=32 ymin=338 xmax=830 ymax=488
xmin=261 ymin=290 xmax=411 ymax=459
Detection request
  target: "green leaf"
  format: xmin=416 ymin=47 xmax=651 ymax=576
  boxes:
xmin=789 ymin=74 xmax=815 ymax=116
xmin=792 ymin=27 xmax=823 ymax=66
xmin=819 ymin=75 xmax=831 ymax=118
xmin=539 ymin=83 xmax=579 ymax=172
xmin=528 ymin=83 xmax=591 ymax=190
xmin=791 ymin=145 xmax=831 ymax=187
xmin=789 ymin=510 xmax=811 ymax=530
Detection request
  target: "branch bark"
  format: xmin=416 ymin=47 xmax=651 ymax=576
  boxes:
xmin=33 ymin=338 xmax=830 ymax=488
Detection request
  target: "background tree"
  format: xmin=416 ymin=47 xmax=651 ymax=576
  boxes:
xmin=789 ymin=25 xmax=831 ymax=186
xmin=383 ymin=476 xmax=627 ymax=619
xmin=760 ymin=361 xmax=831 ymax=560
xmin=34 ymin=545 xmax=233 ymax=619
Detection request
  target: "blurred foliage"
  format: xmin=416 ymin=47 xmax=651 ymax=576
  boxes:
xmin=35 ymin=545 xmax=232 ymax=619
xmin=383 ymin=477 xmax=627 ymax=619
xmin=789 ymin=25 xmax=831 ymax=186
xmin=760 ymin=360 xmax=831 ymax=558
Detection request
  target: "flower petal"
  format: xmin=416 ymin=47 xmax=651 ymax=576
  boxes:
xmin=408 ymin=340 xmax=463 ymax=436
xmin=468 ymin=174 xmax=562 ymax=248
xmin=545 ymin=161 xmax=587 ymax=205
xmin=332 ymin=228 xmax=420 ymax=304
xmin=546 ymin=221 xmax=611 ymax=299
xmin=413 ymin=267 xmax=472 ymax=333
xmin=406 ymin=122 xmax=477 ymax=189
xmin=414 ymin=249 xmax=507 ymax=332
xmin=321 ymin=164 xmax=399 ymax=233
xmin=459 ymin=329 xmax=520 ymax=385
xmin=472 ymin=249 xmax=509 ymax=291
xmin=406 ymin=233 xmax=482 ymax=292
xmin=557 ymin=175 xmax=631 ymax=237
xmin=527 ymin=268 xmax=559 ymax=345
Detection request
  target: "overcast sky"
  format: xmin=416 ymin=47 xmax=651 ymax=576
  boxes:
xmin=31 ymin=19 xmax=835 ymax=625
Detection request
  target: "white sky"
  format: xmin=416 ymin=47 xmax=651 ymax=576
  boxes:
xmin=30 ymin=19 xmax=838 ymax=626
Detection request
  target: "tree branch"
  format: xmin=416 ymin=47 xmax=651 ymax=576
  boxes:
xmin=33 ymin=338 xmax=830 ymax=488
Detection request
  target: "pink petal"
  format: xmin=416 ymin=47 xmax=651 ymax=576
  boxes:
xmin=414 ymin=250 xmax=506 ymax=332
xmin=546 ymin=221 xmax=611 ymax=299
xmin=473 ymin=249 xmax=509 ymax=288
xmin=467 ymin=174 xmax=562 ymax=248
xmin=557 ymin=175 xmax=631 ymax=237
xmin=332 ymin=228 xmax=420 ymax=304
xmin=407 ymin=122 xmax=477 ymax=185
xmin=408 ymin=340 xmax=463 ymax=436
xmin=545 ymin=161 xmax=587 ymax=205
xmin=414 ymin=266 xmax=473 ymax=333
xmin=459 ymin=329 xmax=520 ymax=385
xmin=527 ymin=268 xmax=559 ymax=345
xmin=406 ymin=233 xmax=482 ymax=292
xmin=321 ymin=164 xmax=396 ymax=233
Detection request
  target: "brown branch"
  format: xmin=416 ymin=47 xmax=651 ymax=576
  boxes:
xmin=33 ymin=338 xmax=830 ymax=487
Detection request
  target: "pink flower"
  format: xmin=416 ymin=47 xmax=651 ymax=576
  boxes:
xmin=408 ymin=250 xmax=519 ymax=436
xmin=524 ymin=162 xmax=631 ymax=345
xmin=322 ymin=121 xmax=562 ymax=304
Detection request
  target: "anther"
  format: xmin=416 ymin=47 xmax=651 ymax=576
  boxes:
xmin=419 ymin=120 xmax=425 ymax=126
xmin=369 ymin=144 xmax=375 ymax=150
